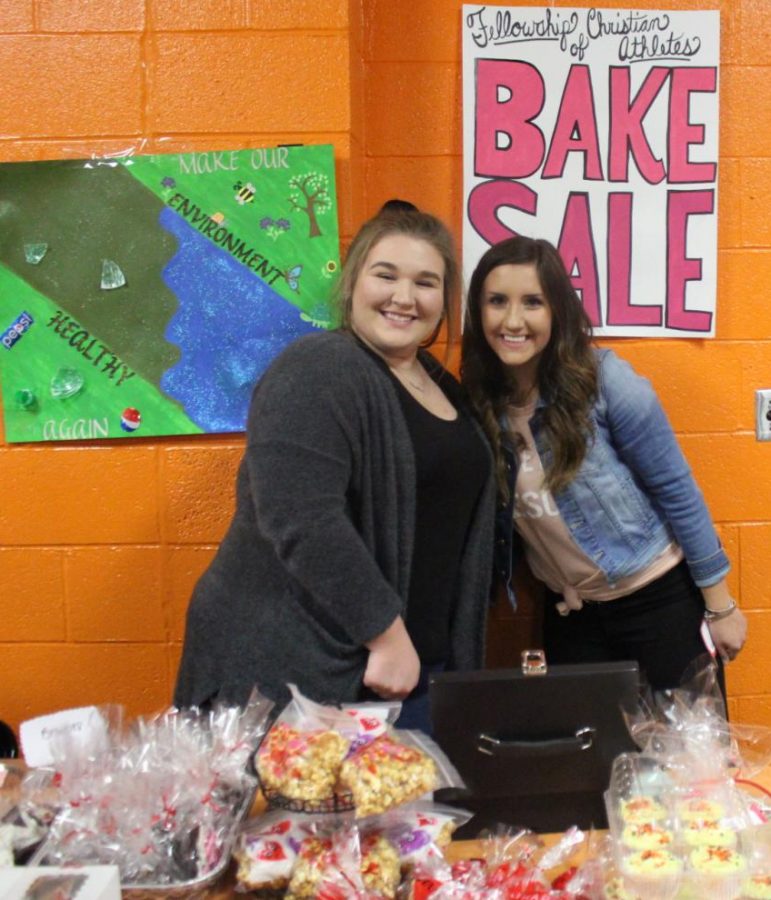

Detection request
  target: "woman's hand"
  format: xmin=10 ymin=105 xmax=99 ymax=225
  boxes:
xmin=702 ymin=582 xmax=748 ymax=663
xmin=363 ymin=617 xmax=420 ymax=700
xmin=708 ymin=607 xmax=748 ymax=663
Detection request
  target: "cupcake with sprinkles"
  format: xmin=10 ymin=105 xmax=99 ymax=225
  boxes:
xmin=622 ymin=848 xmax=682 ymax=899
xmin=621 ymin=821 xmax=674 ymax=851
xmin=603 ymin=875 xmax=641 ymax=899
xmin=619 ymin=795 xmax=667 ymax=824
xmin=676 ymin=796 xmax=725 ymax=822
xmin=682 ymin=818 xmax=737 ymax=848
xmin=689 ymin=845 xmax=747 ymax=899
xmin=742 ymin=874 xmax=771 ymax=899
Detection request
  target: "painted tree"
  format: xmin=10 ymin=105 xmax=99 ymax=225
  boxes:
xmin=288 ymin=172 xmax=331 ymax=238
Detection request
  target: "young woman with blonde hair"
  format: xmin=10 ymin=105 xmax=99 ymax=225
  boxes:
xmin=175 ymin=202 xmax=495 ymax=731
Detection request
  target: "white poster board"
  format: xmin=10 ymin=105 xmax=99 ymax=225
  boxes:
xmin=462 ymin=6 xmax=720 ymax=337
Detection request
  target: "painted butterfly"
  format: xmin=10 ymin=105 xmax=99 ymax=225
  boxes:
xmin=283 ymin=264 xmax=303 ymax=291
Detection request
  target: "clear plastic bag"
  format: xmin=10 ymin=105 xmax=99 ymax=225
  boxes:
xmin=27 ymin=692 xmax=272 ymax=889
xmin=404 ymin=823 xmax=596 ymax=899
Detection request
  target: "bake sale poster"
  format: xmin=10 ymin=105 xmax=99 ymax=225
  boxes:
xmin=462 ymin=6 xmax=720 ymax=337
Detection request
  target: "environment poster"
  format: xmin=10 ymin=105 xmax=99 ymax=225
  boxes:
xmin=463 ymin=6 xmax=720 ymax=337
xmin=0 ymin=144 xmax=340 ymax=443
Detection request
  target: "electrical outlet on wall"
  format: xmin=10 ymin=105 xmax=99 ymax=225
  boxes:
xmin=755 ymin=390 xmax=771 ymax=441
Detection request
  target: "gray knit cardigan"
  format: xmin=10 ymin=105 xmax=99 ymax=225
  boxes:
xmin=174 ymin=331 xmax=496 ymax=710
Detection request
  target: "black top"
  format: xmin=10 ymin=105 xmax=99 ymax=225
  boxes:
xmin=391 ymin=372 xmax=491 ymax=663
xmin=174 ymin=332 xmax=497 ymax=710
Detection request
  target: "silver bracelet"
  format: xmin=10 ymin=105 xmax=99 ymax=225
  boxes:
xmin=703 ymin=599 xmax=737 ymax=622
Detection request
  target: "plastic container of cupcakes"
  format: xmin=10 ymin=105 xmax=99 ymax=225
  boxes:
xmin=604 ymin=753 xmax=760 ymax=899
xmin=736 ymin=823 xmax=771 ymax=900
xmin=604 ymin=754 xmax=681 ymax=899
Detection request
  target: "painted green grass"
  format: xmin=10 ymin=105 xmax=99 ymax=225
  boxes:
xmin=0 ymin=268 xmax=202 ymax=443
xmin=124 ymin=145 xmax=341 ymax=323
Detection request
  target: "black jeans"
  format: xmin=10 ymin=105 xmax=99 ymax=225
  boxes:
xmin=543 ymin=560 xmax=725 ymax=695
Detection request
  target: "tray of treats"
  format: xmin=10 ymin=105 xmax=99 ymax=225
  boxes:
xmin=252 ymin=687 xmax=461 ymax=819
xmin=120 ymin=776 xmax=258 ymax=900
xmin=603 ymin=752 xmax=771 ymax=900
xmin=21 ymin=694 xmax=273 ymax=899
xmin=233 ymin=804 xmax=470 ymax=897
xmin=254 ymin=723 xmax=443 ymax=817
xmin=29 ymin=771 xmax=259 ymax=900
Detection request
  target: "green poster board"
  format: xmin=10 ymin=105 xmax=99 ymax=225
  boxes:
xmin=0 ymin=145 xmax=340 ymax=442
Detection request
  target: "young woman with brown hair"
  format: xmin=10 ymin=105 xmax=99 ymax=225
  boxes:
xmin=462 ymin=235 xmax=746 ymax=690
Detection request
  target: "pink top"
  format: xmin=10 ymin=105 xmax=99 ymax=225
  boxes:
xmin=507 ymin=401 xmax=682 ymax=613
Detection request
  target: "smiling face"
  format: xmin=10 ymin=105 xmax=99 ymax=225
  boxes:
xmin=349 ymin=234 xmax=445 ymax=364
xmin=480 ymin=262 xmax=553 ymax=389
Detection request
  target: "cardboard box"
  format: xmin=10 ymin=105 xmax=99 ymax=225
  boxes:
xmin=0 ymin=865 xmax=120 ymax=899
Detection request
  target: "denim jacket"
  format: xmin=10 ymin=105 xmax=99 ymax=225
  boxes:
xmin=495 ymin=348 xmax=729 ymax=608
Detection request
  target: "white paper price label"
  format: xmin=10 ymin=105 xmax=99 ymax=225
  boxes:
xmin=19 ymin=706 xmax=109 ymax=767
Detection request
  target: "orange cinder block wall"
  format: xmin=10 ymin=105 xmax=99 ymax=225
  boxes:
xmin=1 ymin=0 xmax=770 ymax=735
xmin=0 ymin=0 xmax=362 ymax=733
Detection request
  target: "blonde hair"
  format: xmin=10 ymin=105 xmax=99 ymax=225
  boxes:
xmin=336 ymin=202 xmax=459 ymax=348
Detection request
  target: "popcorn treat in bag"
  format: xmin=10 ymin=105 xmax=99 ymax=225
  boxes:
xmin=359 ymin=832 xmax=401 ymax=898
xmin=339 ymin=733 xmax=439 ymax=817
xmin=255 ymin=687 xmax=464 ymax=817
xmin=256 ymin=722 xmax=349 ymax=802
xmin=286 ymin=835 xmax=339 ymax=899
xmin=286 ymin=828 xmax=401 ymax=900
xmin=372 ymin=803 xmax=471 ymax=872
xmin=233 ymin=810 xmax=315 ymax=892
xmin=255 ymin=684 xmax=401 ymax=812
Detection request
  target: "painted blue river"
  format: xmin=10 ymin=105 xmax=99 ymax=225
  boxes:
xmin=159 ymin=207 xmax=317 ymax=432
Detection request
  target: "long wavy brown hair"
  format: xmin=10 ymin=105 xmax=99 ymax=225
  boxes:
xmin=461 ymin=236 xmax=597 ymax=499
